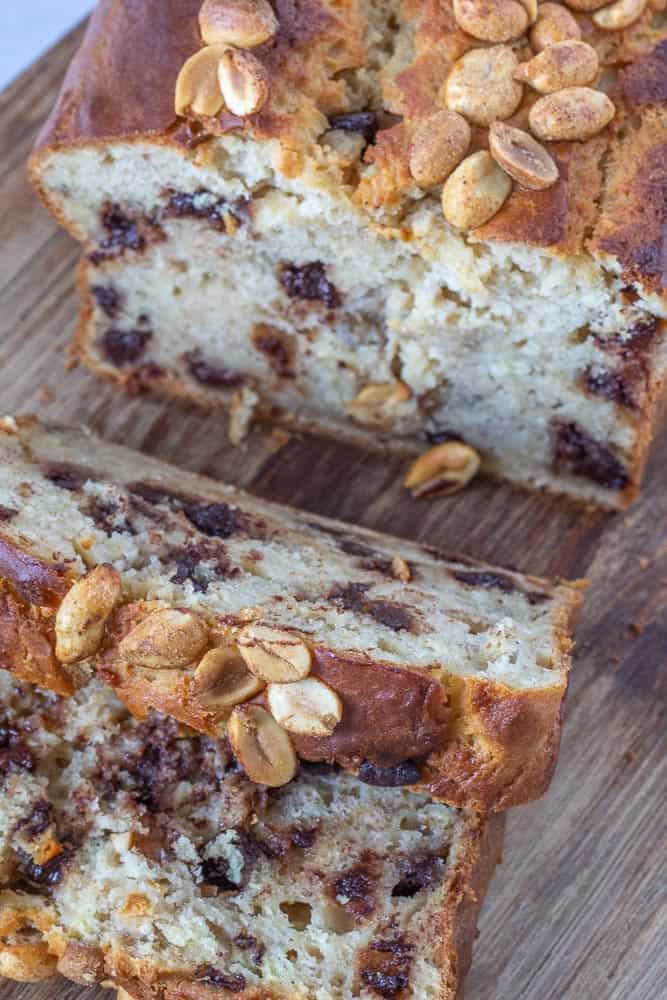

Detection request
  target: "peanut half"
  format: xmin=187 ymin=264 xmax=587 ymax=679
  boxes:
xmin=452 ymin=0 xmax=530 ymax=43
xmin=192 ymin=646 xmax=265 ymax=715
xmin=404 ymin=442 xmax=481 ymax=498
xmin=228 ymin=704 xmax=298 ymax=786
xmin=238 ymin=622 xmax=311 ymax=683
xmin=442 ymin=151 xmax=512 ymax=229
xmin=529 ymin=87 xmax=615 ymax=142
xmin=592 ymin=0 xmax=647 ymax=30
xmin=444 ymin=47 xmax=523 ymax=128
xmin=530 ymin=3 xmax=581 ymax=50
xmin=515 ymin=41 xmax=599 ymax=93
xmin=199 ymin=0 xmax=279 ymax=48
xmin=55 ymin=564 xmax=121 ymax=664
xmin=409 ymin=111 xmax=471 ymax=187
xmin=175 ymin=44 xmax=228 ymax=116
xmin=349 ymin=381 xmax=412 ymax=427
xmin=489 ymin=122 xmax=559 ymax=190
xmin=119 ymin=608 xmax=209 ymax=669
xmin=267 ymin=677 xmax=343 ymax=737
xmin=218 ymin=47 xmax=269 ymax=116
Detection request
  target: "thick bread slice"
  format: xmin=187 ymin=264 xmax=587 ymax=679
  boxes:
xmin=0 ymin=416 xmax=583 ymax=811
xmin=29 ymin=0 xmax=667 ymax=507
xmin=0 ymin=670 xmax=504 ymax=999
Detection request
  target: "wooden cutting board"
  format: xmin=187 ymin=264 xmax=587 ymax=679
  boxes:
xmin=1 ymin=24 xmax=665 ymax=1000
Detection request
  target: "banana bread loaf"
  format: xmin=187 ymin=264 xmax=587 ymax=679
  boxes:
xmin=0 ymin=416 xmax=582 ymax=811
xmin=30 ymin=0 xmax=667 ymax=507
xmin=0 ymin=669 xmax=504 ymax=999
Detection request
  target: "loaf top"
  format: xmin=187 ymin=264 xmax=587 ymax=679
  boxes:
xmin=0 ymin=668 xmax=503 ymax=999
xmin=33 ymin=0 xmax=667 ymax=306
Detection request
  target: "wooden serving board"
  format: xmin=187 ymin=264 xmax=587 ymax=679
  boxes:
xmin=1 ymin=24 xmax=666 ymax=1000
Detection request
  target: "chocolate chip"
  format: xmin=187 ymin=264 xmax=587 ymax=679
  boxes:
xmin=0 ymin=504 xmax=17 ymax=521
xmin=280 ymin=262 xmax=341 ymax=309
xmin=166 ymin=541 xmax=239 ymax=592
xmin=329 ymin=583 xmax=415 ymax=632
xmin=91 ymin=285 xmax=121 ymax=318
xmin=291 ymin=827 xmax=317 ymax=849
xmin=165 ymin=188 xmax=247 ymax=232
xmin=359 ymin=937 xmax=413 ymax=998
xmin=358 ymin=760 xmax=422 ymax=787
xmin=44 ymin=462 xmax=90 ymax=492
xmin=361 ymin=971 xmax=410 ymax=998
xmin=201 ymin=857 xmax=239 ymax=892
xmin=333 ymin=867 xmax=376 ymax=915
xmin=84 ymin=496 xmax=133 ymax=537
xmin=183 ymin=349 xmax=245 ymax=388
xmin=552 ymin=420 xmax=629 ymax=491
xmin=251 ymin=325 xmax=295 ymax=377
xmin=89 ymin=203 xmax=146 ymax=264
xmin=452 ymin=569 xmax=516 ymax=593
xmin=183 ymin=502 xmax=239 ymax=539
xmin=583 ymin=366 xmax=636 ymax=409
xmin=18 ymin=847 xmax=70 ymax=887
xmin=391 ymin=855 xmax=443 ymax=898
xmin=0 ymin=721 xmax=34 ymax=775
xmin=18 ymin=799 xmax=53 ymax=839
xmin=328 ymin=111 xmax=379 ymax=144
xmin=101 ymin=328 xmax=152 ymax=367
xmin=198 ymin=967 xmax=247 ymax=991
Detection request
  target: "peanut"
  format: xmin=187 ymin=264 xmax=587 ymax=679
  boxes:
xmin=199 ymin=0 xmax=279 ymax=48
xmin=515 ymin=41 xmax=599 ymax=93
xmin=267 ymin=677 xmax=343 ymax=737
xmin=404 ymin=441 xmax=481 ymax=498
xmin=238 ymin=623 xmax=311 ymax=683
xmin=119 ymin=608 xmax=209 ymax=669
xmin=192 ymin=646 xmax=265 ymax=715
xmin=442 ymin=151 xmax=512 ymax=229
xmin=452 ymin=0 xmax=530 ymax=43
xmin=409 ymin=111 xmax=471 ymax=187
xmin=529 ymin=87 xmax=615 ymax=142
xmin=55 ymin=564 xmax=121 ymax=664
xmin=444 ymin=47 xmax=523 ymax=128
xmin=218 ymin=47 xmax=269 ymax=116
xmin=175 ymin=44 xmax=228 ymax=116
xmin=489 ymin=122 xmax=559 ymax=190
xmin=592 ymin=0 xmax=647 ymax=30
xmin=228 ymin=704 xmax=297 ymax=786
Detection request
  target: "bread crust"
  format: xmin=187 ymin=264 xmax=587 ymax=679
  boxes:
xmin=0 ymin=416 xmax=583 ymax=811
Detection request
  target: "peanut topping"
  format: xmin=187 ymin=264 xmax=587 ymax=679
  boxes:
xmin=349 ymin=381 xmax=412 ymax=427
xmin=452 ymin=0 xmax=530 ymax=43
xmin=55 ymin=564 xmax=121 ymax=664
xmin=218 ymin=47 xmax=269 ymax=116
xmin=409 ymin=111 xmax=471 ymax=187
xmin=199 ymin=0 xmax=279 ymax=48
xmin=489 ymin=122 xmax=559 ymax=190
xmin=392 ymin=555 xmax=412 ymax=583
xmin=238 ymin=622 xmax=311 ymax=683
xmin=515 ymin=41 xmax=599 ymax=93
xmin=442 ymin=151 xmax=512 ymax=229
xmin=228 ymin=704 xmax=298 ymax=786
xmin=564 ymin=0 xmax=610 ymax=10
xmin=444 ymin=47 xmax=523 ymax=128
xmin=530 ymin=3 xmax=581 ymax=49
xmin=529 ymin=87 xmax=615 ymax=142
xmin=521 ymin=0 xmax=539 ymax=21
xmin=404 ymin=442 xmax=481 ymax=499
xmin=119 ymin=608 xmax=209 ymax=670
xmin=192 ymin=646 xmax=264 ymax=714
xmin=175 ymin=44 xmax=228 ymax=116
xmin=592 ymin=0 xmax=647 ymax=30
xmin=267 ymin=678 xmax=343 ymax=737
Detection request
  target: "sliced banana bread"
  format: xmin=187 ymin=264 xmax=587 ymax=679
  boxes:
xmin=0 ymin=669 xmax=503 ymax=999
xmin=0 ymin=417 xmax=581 ymax=811
xmin=30 ymin=0 xmax=667 ymax=506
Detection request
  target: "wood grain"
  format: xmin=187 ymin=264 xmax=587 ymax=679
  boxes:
xmin=1 ymin=24 xmax=666 ymax=1000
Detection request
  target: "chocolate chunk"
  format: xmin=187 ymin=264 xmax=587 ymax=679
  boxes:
xmin=328 ymin=111 xmax=379 ymax=144
xmin=251 ymin=325 xmax=295 ymax=377
xmin=183 ymin=349 xmax=245 ymax=388
xmin=201 ymin=857 xmax=239 ymax=892
xmin=101 ymin=328 xmax=152 ymax=367
xmin=552 ymin=420 xmax=629 ymax=491
xmin=361 ymin=971 xmax=409 ymax=998
xmin=358 ymin=760 xmax=422 ymax=787
xmin=280 ymin=262 xmax=341 ymax=309
xmin=452 ymin=570 xmax=516 ymax=593
xmin=89 ymin=203 xmax=146 ymax=264
xmin=0 ymin=504 xmax=17 ymax=521
xmin=165 ymin=188 xmax=247 ymax=232
xmin=166 ymin=541 xmax=239 ymax=592
xmin=0 ymin=721 xmax=34 ymax=775
xmin=91 ymin=285 xmax=121 ymax=318
xmin=183 ymin=502 xmax=239 ymax=539
xmin=359 ymin=937 xmax=413 ymax=998
xmin=583 ymin=365 xmax=636 ymax=409
xmin=391 ymin=855 xmax=443 ymax=898
xmin=44 ymin=462 xmax=90 ymax=492
xmin=84 ymin=496 xmax=133 ymax=536
xmin=18 ymin=799 xmax=52 ymax=839
xmin=198 ymin=967 xmax=247 ymax=992
xmin=18 ymin=847 xmax=70 ymax=887
xmin=291 ymin=827 xmax=317 ymax=849
xmin=333 ymin=866 xmax=376 ymax=915
xmin=329 ymin=583 xmax=414 ymax=632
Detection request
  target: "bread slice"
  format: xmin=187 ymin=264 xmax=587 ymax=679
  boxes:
xmin=0 ymin=416 xmax=582 ymax=811
xmin=29 ymin=0 xmax=667 ymax=507
xmin=0 ymin=669 xmax=504 ymax=999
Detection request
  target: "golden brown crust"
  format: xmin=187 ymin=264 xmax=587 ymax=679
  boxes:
xmin=0 ymin=581 xmax=73 ymax=697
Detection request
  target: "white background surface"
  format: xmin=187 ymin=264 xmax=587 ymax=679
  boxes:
xmin=1 ymin=3 xmax=92 ymax=90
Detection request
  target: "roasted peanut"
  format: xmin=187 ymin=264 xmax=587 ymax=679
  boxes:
xmin=404 ymin=442 xmax=481 ymax=498
xmin=199 ymin=0 xmax=279 ymax=48
xmin=119 ymin=608 xmax=209 ymax=669
xmin=175 ymin=44 xmax=228 ymax=116
xmin=267 ymin=677 xmax=343 ymax=737
xmin=442 ymin=151 xmax=512 ymax=229
xmin=529 ymin=87 xmax=615 ymax=141
xmin=489 ymin=122 xmax=559 ymax=189
xmin=392 ymin=556 xmax=412 ymax=582
xmin=218 ymin=47 xmax=269 ymax=116
xmin=564 ymin=0 xmax=613 ymax=10
xmin=349 ymin=381 xmax=411 ymax=427
xmin=444 ymin=47 xmax=523 ymax=128
xmin=452 ymin=0 xmax=530 ymax=43
xmin=592 ymin=0 xmax=647 ymax=30
xmin=192 ymin=646 xmax=265 ymax=714
xmin=530 ymin=3 xmax=581 ymax=49
xmin=515 ymin=41 xmax=599 ymax=93
xmin=409 ymin=111 xmax=471 ymax=187
xmin=238 ymin=622 xmax=311 ymax=683
xmin=228 ymin=704 xmax=298 ymax=786
xmin=55 ymin=564 xmax=121 ymax=664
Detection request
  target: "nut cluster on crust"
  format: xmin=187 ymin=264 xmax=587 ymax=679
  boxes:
xmin=53 ymin=567 xmax=344 ymax=788
xmin=175 ymin=0 xmax=277 ymax=119
xmin=404 ymin=0 xmax=631 ymax=231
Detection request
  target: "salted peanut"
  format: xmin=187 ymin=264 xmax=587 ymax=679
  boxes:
xmin=452 ymin=0 xmax=530 ymax=42
xmin=489 ymin=122 xmax=559 ymax=190
xmin=55 ymin=564 xmax=121 ymax=664
xmin=119 ymin=608 xmax=209 ymax=669
xmin=529 ymin=87 xmax=615 ymax=141
xmin=349 ymin=381 xmax=411 ymax=426
xmin=267 ymin=677 xmax=343 ymax=737
xmin=444 ymin=47 xmax=523 ymax=128
xmin=404 ymin=441 xmax=481 ymax=498
xmin=409 ymin=111 xmax=471 ymax=187
xmin=515 ymin=41 xmax=599 ymax=93
xmin=228 ymin=704 xmax=298 ymax=786
xmin=218 ymin=47 xmax=269 ymax=116
xmin=175 ymin=44 xmax=228 ymax=116
xmin=238 ymin=622 xmax=311 ymax=682
xmin=442 ymin=151 xmax=512 ymax=229
xmin=592 ymin=0 xmax=647 ymax=30
xmin=199 ymin=0 xmax=279 ymax=48
xmin=392 ymin=555 xmax=412 ymax=582
xmin=565 ymin=0 xmax=612 ymax=10
xmin=192 ymin=645 xmax=264 ymax=714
